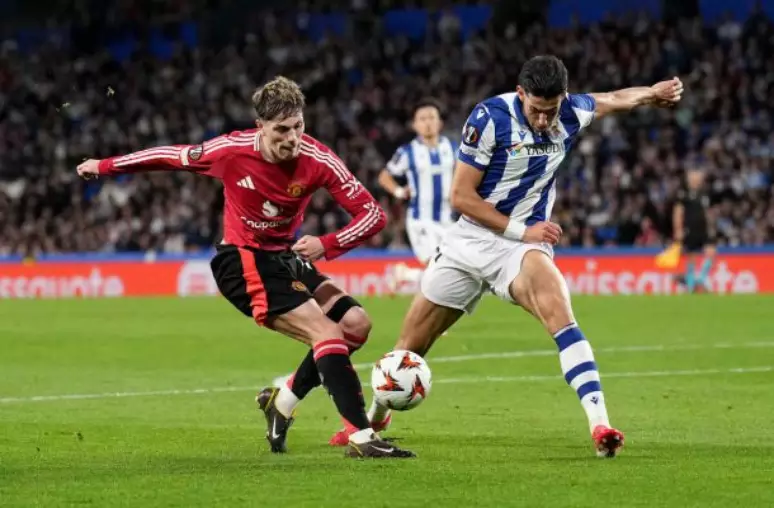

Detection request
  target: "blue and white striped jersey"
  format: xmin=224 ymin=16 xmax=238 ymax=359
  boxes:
xmin=457 ymin=92 xmax=595 ymax=226
xmin=386 ymin=136 xmax=458 ymax=225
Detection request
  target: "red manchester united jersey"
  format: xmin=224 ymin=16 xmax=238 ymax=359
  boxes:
xmin=97 ymin=130 xmax=386 ymax=259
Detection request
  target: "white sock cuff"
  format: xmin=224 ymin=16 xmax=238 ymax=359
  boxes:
xmin=553 ymin=322 xmax=579 ymax=338
xmin=349 ymin=428 xmax=375 ymax=444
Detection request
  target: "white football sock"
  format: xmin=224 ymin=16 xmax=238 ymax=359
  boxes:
xmin=367 ymin=398 xmax=391 ymax=423
xmin=553 ymin=323 xmax=611 ymax=433
xmin=274 ymin=384 xmax=300 ymax=418
xmin=349 ymin=428 xmax=376 ymax=444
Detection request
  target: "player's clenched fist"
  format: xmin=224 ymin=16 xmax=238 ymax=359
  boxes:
xmin=77 ymin=159 xmax=101 ymax=180
xmin=523 ymin=221 xmax=563 ymax=245
xmin=292 ymin=235 xmax=326 ymax=261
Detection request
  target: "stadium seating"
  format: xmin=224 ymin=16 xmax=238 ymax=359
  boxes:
xmin=0 ymin=1 xmax=772 ymax=256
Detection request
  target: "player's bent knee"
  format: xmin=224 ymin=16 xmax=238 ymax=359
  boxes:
xmin=339 ymin=306 xmax=372 ymax=340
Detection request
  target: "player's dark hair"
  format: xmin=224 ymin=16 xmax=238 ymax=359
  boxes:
xmin=412 ymin=97 xmax=444 ymax=119
xmin=518 ymin=56 xmax=568 ymax=99
xmin=252 ymin=76 xmax=306 ymax=121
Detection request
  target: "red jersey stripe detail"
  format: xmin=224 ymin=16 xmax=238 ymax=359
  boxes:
xmin=337 ymin=204 xmax=381 ymax=245
xmin=299 ymin=144 xmax=349 ymax=182
xmin=237 ymin=248 xmax=268 ymax=325
xmin=113 ymin=154 xmax=180 ymax=167
xmin=113 ymin=148 xmax=180 ymax=166
xmin=204 ymin=138 xmax=254 ymax=154
xmin=299 ymin=143 xmax=349 ymax=180
xmin=336 ymin=203 xmax=379 ymax=242
xmin=114 ymin=147 xmax=180 ymax=161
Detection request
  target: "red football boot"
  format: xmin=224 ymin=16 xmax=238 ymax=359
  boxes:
xmin=329 ymin=414 xmax=392 ymax=447
xmin=592 ymin=425 xmax=625 ymax=458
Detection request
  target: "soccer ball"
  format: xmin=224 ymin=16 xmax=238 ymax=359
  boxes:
xmin=371 ymin=350 xmax=432 ymax=411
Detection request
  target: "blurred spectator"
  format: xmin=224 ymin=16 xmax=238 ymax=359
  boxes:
xmin=0 ymin=4 xmax=773 ymax=257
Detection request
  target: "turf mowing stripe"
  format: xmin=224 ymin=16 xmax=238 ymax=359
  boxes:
xmin=434 ymin=366 xmax=774 ymax=385
xmin=266 ymin=340 xmax=774 ymax=387
xmin=386 ymin=341 xmax=774 ymax=366
xmin=2 ymin=340 xmax=774 ymax=405
xmin=2 ymin=365 xmax=771 ymax=404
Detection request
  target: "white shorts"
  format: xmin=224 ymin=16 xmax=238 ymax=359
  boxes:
xmin=420 ymin=218 xmax=553 ymax=314
xmin=405 ymin=219 xmax=449 ymax=264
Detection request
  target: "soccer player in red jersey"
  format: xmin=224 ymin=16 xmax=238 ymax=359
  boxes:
xmin=76 ymin=77 xmax=414 ymax=459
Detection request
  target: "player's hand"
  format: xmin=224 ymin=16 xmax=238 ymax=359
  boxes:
xmin=393 ymin=187 xmax=411 ymax=201
xmin=292 ymin=235 xmax=325 ymax=261
xmin=77 ymin=159 xmax=101 ymax=180
xmin=650 ymin=77 xmax=683 ymax=107
xmin=523 ymin=221 xmax=563 ymax=245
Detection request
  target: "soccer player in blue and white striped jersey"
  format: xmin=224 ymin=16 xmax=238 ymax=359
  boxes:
xmin=378 ymin=98 xmax=457 ymax=291
xmin=343 ymin=56 xmax=684 ymax=457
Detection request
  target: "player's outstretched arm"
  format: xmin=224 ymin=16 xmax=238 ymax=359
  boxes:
xmin=75 ymin=132 xmax=254 ymax=180
xmin=591 ymin=77 xmax=683 ymax=118
xmin=450 ymin=161 xmax=562 ymax=245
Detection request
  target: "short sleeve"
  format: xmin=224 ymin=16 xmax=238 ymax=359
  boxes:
xmin=567 ymin=93 xmax=596 ymax=130
xmin=457 ymin=105 xmax=496 ymax=171
xmin=386 ymin=146 xmax=409 ymax=177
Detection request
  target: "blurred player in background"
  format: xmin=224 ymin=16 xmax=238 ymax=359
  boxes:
xmin=77 ymin=77 xmax=414 ymax=459
xmin=331 ymin=56 xmax=684 ymax=457
xmin=378 ymin=98 xmax=457 ymax=292
xmin=673 ymin=167 xmax=716 ymax=293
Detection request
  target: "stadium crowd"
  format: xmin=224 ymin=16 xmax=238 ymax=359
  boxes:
xmin=1 ymin=2 xmax=773 ymax=256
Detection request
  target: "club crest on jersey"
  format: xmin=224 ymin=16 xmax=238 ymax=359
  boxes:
xmin=463 ymin=125 xmax=479 ymax=145
xmin=287 ymin=182 xmax=305 ymax=197
xmin=507 ymin=143 xmax=525 ymax=157
xmin=189 ymin=145 xmax=203 ymax=161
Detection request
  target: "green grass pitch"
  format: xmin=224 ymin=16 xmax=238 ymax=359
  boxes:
xmin=2 ymin=295 xmax=774 ymax=507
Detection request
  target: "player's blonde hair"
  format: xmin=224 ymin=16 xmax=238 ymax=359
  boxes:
xmin=251 ymin=76 xmax=306 ymax=121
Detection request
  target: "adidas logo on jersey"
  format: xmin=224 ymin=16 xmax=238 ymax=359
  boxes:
xmin=237 ymin=176 xmax=255 ymax=190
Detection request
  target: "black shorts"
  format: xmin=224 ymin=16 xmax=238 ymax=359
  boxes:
xmin=210 ymin=245 xmax=329 ymax=325
xmin=684 ymin=232 xmax=711 ymax=254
